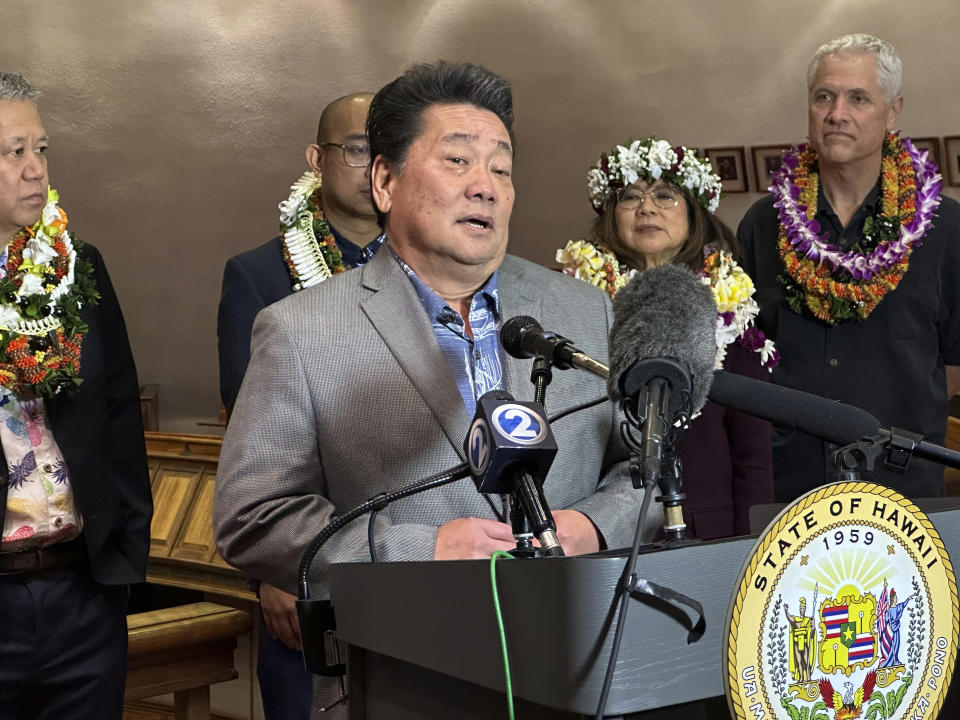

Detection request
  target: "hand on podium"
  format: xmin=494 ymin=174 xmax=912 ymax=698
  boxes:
xmin=434 ymin=517 xmax=515 ymax=560
xmin=432 ymin=512 xmax=601 ymax=559
xmin=552 ymin=509 xmax=601 ymax=555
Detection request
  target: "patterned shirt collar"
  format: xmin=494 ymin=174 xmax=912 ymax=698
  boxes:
xmin=392 ymin=248 xmax=504 ymax=417
xmin=393 ymin=249 xmax=501 ymax=326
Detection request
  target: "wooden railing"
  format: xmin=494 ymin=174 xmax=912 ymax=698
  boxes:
xmin=144 ymin=432 xmax=254 ymax=601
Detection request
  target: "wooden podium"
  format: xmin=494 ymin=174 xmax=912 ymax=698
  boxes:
xmin=325 ymin=506 xmax=960 ymax=719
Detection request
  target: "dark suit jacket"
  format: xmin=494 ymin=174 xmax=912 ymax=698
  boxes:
xmin=217 ymin=237 xmax=293 ymax=414
xmin=0 ymin=244 xmax=152 ymax=586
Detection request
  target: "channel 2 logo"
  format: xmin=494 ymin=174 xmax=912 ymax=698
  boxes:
xmin=491 ymin=404 xmax=547 ymax=445
xmin=467 ymin=419 xmax=491 ymax=475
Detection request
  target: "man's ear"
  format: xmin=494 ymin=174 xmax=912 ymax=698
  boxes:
xmin=305 ymin=144 xmax=323 ymax=176
xmin=370 ymin=155 xmax=394 ymax=215
xmin=886 ymin=95 xmax=903 ymax=132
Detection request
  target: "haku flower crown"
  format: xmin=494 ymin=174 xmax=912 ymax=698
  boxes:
xmin=587 ymin=137 xmax=723 ymax=214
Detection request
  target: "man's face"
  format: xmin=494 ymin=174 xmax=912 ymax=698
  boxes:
xmin=0 ymin=100 xmax=48 ymax=241
xmin=313 ymin=96 xmax=375 ymax=222
xmin=808 ymin=52 xmax=902 ymax=168
xmin=371 ymin=103 xmax=514 ymax=279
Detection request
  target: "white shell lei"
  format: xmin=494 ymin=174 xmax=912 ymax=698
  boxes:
xmin=277 ymin=171 xmax=333 ymax=291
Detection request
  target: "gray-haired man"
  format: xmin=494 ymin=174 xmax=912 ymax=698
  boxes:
xmin=738 ymin=34 xmax=960 ymax=501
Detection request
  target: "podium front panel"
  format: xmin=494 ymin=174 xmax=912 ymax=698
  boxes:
xmin=328 ymin=538 xmax=756 ymax=715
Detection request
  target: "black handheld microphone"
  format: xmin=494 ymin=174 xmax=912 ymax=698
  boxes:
xmin=500 ymin=315 xmax=609 ymax=379
xmin=464 ymin=390 xmax=564 ymax=557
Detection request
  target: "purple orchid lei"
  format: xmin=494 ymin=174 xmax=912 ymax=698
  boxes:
xmin=770 ymin=134 xmax=942 ymax=282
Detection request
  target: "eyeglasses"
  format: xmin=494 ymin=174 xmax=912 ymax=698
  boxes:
xmin=616 ymin=186 xmax=683 ymax=210
xmin=321 ymin=142 xmax=371 ymax=168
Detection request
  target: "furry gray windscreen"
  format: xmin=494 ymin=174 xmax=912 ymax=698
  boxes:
xmin=607 ymin=263 xmax=717 ymax=414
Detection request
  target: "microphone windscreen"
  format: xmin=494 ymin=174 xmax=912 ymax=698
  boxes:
xmin=499 ymin=316 xmax=541 ymax=360
xmin=608 ymin=264 xmax=717 ymax=413
xmin=708 ymin=370 xmax=881 ymax=444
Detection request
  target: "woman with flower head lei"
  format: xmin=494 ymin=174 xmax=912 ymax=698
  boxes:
xmin=557 ymin=137 xmax=777 ymax=539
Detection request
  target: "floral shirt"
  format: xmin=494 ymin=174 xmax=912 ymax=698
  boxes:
xmin=397 ymin=253 xmax=503 ymax=418
xmin=0 ymin=395 xmax=81 ymax=551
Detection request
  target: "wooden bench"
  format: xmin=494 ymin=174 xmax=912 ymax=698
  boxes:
xmin=945 ymin=416 xmax=960 ymax=495
xmin=126 ymin=602 xmax=252 ymax=720
xmin=127 ymin=433 xmax=259 ymax=720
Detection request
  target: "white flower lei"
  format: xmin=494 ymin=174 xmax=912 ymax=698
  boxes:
xmin=587 ymin=138 xmax=723 ymax=214
xmin=1 ymin=190 xmax=79 ymax=336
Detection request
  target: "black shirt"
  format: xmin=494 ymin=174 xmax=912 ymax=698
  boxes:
xmin=328 ymin=223 xmax=385 ymax=269
xmin=737 ymin=186 xmax=960 ymax=500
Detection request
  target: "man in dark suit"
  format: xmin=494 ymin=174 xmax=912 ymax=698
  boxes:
xmin=217 ymin=92 xmax=382 ymax=414
xmin=0 ymin=72 xmax=152 ymax=720
xmin=216 ymin=92 xmax=382 ymax=719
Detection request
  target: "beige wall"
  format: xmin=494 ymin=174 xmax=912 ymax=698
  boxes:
xmin=2 ymin=0 xmax=958 ymax=429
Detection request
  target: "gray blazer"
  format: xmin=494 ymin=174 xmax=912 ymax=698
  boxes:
xmin=214 ymin=247 xmax=657 ymax=594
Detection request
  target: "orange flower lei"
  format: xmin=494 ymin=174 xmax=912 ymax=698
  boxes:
xmin=0 ymin=188 xmax=98 ymax=399
xmin=777 ymin=135 xmax=923 ymax=324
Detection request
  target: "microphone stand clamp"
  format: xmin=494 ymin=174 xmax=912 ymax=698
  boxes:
xmin=832 ymin=427 xmax=925 ymax=482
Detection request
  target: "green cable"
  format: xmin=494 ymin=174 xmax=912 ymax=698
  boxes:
xmin=490 ymin=550 xmax=516 ymax=720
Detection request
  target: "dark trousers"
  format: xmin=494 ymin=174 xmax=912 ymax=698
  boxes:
xmin=257 ymin=618 xmax=314 ymax=720
xmin=0 ymin=564 xmax=128 ymax=720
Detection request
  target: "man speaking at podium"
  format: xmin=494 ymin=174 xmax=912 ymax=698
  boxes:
xmin=214 ymin=60 xmax=654 ymax=714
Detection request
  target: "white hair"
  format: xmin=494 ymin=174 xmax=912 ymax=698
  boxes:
xmin=807 ymin=34 xmax=902 ymax=101
xmin=0 ymin=72 xmax=40 ymax=103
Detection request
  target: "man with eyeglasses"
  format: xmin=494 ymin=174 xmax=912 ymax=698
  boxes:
xmin=216 ymin=92 xmax=381 ymax=720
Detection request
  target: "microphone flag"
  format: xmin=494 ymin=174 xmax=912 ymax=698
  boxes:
xmin=464 ymin=390 xmax=557 ymax=495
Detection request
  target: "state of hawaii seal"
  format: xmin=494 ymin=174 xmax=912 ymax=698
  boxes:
xmin=725 ymin=483 xmax=957 ymax=720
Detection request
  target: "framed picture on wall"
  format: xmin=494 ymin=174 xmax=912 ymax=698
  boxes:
xmin=703 ymin=147 xmax=748 ymax=193
xmin=751 ymin=145 xmax=792 ymax=191
xmin=911 ymin=137 xmax=942 ymax=173
xmin=943 ymin=137 xmax=960 ymax=186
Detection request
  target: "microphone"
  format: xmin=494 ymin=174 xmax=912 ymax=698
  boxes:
xmin=607 ymin=265 xmax=718 ymax=491
xmin=605 ymin=264 xmax=718 ymax=540
xmin=708 ymin=370 xmax=881 ymax=444
xmin=607 ymin=264 xmax=717 ymax=412
xmin=464 ymin=390 xmax=564 ymax=557
xmin=500 ymin=315 xmax=609 ymax=379
xmin=710 ymin=371 xmax=960 ymax=477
